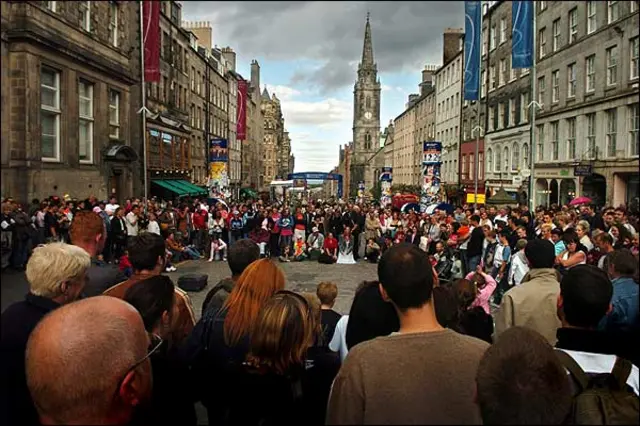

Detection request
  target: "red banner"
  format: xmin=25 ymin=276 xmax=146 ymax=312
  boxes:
xmin=142 ymin=1 xmax=160 ymax=82
xmin=237 ymin=79 xmax=247 ymax=140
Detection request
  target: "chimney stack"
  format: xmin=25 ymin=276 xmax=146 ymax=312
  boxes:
xmin=442 ymin=28 xmax=464 ymax=64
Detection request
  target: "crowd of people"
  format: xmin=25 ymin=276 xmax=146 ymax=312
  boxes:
xmin=1 ymin=192 xmax=639 ymax=425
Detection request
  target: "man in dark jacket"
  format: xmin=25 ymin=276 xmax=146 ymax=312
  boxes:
xmin=10 ymin=204 xmax=32 ymax=270
xmin=1 ymin=242 xmax=90 ymax=426
xmin=466 ymin=215 xmax=485 ymax=273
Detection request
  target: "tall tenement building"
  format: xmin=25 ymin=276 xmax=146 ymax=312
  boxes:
xmin=1 ymin=1 xmax=142 ymax=201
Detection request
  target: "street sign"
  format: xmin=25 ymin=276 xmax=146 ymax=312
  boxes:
xmin=466 ymin=193 xmax=486 ymax=204
xmin=520 ymin=169 xmax=531 ymax=178
xmin=512 ymin=176 xmax=523 ymax=186
xmin=574 ymin=165 xmax=592 ymax=176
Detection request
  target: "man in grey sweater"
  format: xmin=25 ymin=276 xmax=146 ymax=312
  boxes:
xmin=326 ymin=244 xmax=489 ymax=425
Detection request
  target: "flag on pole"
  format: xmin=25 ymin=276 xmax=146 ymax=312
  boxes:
xmin=142 ymin=1 xmax=160 ymax=82
xmin=463 ymin=1 xmax=482 ymax=101
xmin=512 ymin=0 xmax=534 ymax=68
xmin=237 ymin=80 xmax=247 ymax=140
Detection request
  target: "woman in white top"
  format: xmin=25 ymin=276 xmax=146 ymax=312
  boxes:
xmin=337 ymin=227 xmax=356 ymax=264
xmin=555 ymin=234 xmax=587 ymax=270
xmin=146 ymin=212 xmax=161 ymax=235
xmin=575 ymin=220 xmax=594 ymax=252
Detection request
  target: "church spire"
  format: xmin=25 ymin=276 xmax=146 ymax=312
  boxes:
xmin=360 ymin=12 xmax=374 ymax=67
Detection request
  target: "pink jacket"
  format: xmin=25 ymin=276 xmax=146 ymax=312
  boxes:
xmin=465 ymin=271 xmax=497 ymax=315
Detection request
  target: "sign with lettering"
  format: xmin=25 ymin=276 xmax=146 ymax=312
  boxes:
xmin=574 ymin=165 xmax=593 ymax=177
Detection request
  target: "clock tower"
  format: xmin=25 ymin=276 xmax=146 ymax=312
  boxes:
xmin=351 ymin=13 xmax=381 ymax=197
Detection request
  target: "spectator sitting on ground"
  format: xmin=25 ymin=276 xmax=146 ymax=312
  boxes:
xmin=293 ymin=235 xmax=307 ymax=261
xmin=201 ymin=239 xmax=260 ymax=316
xmin=124 ymin=276 xmax=197 ymax=426
xmin=207 ymin=234 xmax=227 ymax=263
xmin=1 ymin=243 xmax=90 ymax=426
xmin=365 ymin=238 xmax=381 ymax=263
xmin=25 ymin=297 xmax=152 ymax=425
xmin=476 ymin=327 xmax=572 ymax=425
xmin=494 ymin=239 xmax=562 ymax=345
xmin=327 ymin=244 xmax=489 ymax=424
xmin=103 ymin=233 xmax=196 ymax=348
xmin=306 ymin=227 xmax=325 ymax=261
xmin=599 ymin=249 xmax=640 ymax=333
xmin=70 ymin=210 xmax=126 ymax=297
xmin=556 ymin=264 xmax=640 ymax=379
xmin=316 ymin=282 xmax=341 ymax=348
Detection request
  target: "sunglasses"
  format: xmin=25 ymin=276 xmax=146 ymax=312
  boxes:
xmin=113 ymin=333 xmax=162 ymax=397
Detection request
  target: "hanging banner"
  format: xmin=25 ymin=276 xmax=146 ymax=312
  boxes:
xmin=380 ymin=167 xmax=393 ymax=207
xmin=464 ymin=0 xmax=482 ymax=100
xmin=142 ymin=1 xmax=160 ymax=82
xmin=357 ymin=181 xmax=366 ymax=201
xmin=209 ymin=138 xmax=228 ymax=197
xmin=512 ymin=0 xmax=534 ymax=68
xmin=421 ymin=142 xmax=443 ymax=208
xmin=209 ymin=138 xmax=228 ymax=162
xmin=237 ymin=79 xmax=248 ymax=140
xmin=423 ymin=141 xmax=443 ymax=164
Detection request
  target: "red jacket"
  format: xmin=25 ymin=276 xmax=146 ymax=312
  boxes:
xmin=193 ymin=211 xmax=207 ymax=229
xmin=118 ymin=255 xmax=132 ymax=271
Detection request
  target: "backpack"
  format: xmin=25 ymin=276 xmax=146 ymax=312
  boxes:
xmin=555 ymin=350 xmax=640 ymax=425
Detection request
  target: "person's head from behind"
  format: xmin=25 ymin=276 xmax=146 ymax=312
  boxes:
xmin=453 ymin=279 xmax=478 ymax=311
xmin=227 ymin=239 xmax=260 ymax=278
xmin=476 ymin=326 xmax=572 ymax=425
xmin=26 ymin=297 xmax=152 ymax=425
xmin=524 ymin=239 xmax=555 ymax=269
xmin=300 ymin=292 xmax=323 ymax=347
xmin=246 ymin=291 xmax=315 ymax=375
xmin=69 ymin=211 xmax=106 ymax=256
xmin=378 ymin=243 xmax=434 ymax=313
xmin=223 ymin=259 xmax=286 ymax=346
xmin=26 ymin=242 xmax=91 ymax=304
xmin=124 ymin=275 xmax=177 ymax=341
xmin=316 ymin=282 xmax=338 ymax=309
xmin=604 ymin=248 xmax=637 ymax=280
xmin=558 ymin=265 xmax=612 ymax=329
xmin=345 ymin=280 xmax=399 ymax=349
xmin=128 ymin=233 xmax=167 ymax=274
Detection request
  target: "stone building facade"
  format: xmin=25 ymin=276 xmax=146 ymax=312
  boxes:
xmin=261 ymin=87 xmax=284 ymax=185
xmin=186 ymin=32 xmax=208 ymax=186
xmin=222 ymin=48 xmax=241 ymax=196
xmin=241 ymin=60 xmax=264 ymax=191
xmin=533 ymin=0 xmax=639 ymax=208
xmin=1 ymin=0 xmax=142 ymax=202
xmin=392 ymin=104 xmax=416 ymax=185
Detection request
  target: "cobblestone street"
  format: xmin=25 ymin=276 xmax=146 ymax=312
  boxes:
xmin=1 ymin=260 xmax=379 ymax=318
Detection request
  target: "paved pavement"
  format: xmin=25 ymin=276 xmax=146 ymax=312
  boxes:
xmin=2 ymin=259 xmax=379 ymax=318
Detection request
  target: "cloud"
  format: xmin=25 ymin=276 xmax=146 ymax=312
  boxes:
xmin=182 ymin=1 xmax=464 ymax=94
xmin=281 ymin=98 xmax=351 ymax=127
xmin=263 ymin=84 xmax=301 ymax=101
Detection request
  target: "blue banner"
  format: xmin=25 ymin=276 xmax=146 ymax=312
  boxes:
xmin=422 ymin=142 xmax=442 ymax=164
xmin=512 ymin=0 xmax=533 ymax=68
xmin=209 ymin=138 xmax=228 ymax=162
xmin=464 ymin=1 xmax=481 ymax=101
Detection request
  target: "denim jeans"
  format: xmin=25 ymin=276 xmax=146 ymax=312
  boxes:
xmin=184 ymin=246 xmax=200 ymax=259
xmin=280 ymin=234 xmax=292 ymax=251
xmin=467 ymin=255 xmax=481 ymax=275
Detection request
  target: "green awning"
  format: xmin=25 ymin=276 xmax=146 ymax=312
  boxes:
xmin=152 ymin=180 xmax=189 ymax=197
xmin=173 ymin=180 xmax=208 ymax=196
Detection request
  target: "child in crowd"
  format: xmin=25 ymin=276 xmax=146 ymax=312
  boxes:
xmin=293 ymin=236 xmax=307 ymax=261
xmin=317 ymin=282 xmax=341 ymax=348
xmin=208 ymin=234 xmax=227 ymax=262
xmin=119 ymin=250 xmax=133 ymax=278
xmin=279 ymin=244 xmax=291 ymax=263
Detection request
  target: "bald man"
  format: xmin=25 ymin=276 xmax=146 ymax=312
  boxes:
xmin=25 ymin=297 xmax=153 ymax=425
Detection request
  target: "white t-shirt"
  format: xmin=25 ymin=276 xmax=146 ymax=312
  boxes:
xmin=558 ymin=349 xmax=640 ymax=396
xmin=460 ymin=225 xmax=475 ymax=250
xmin=329 ymin=315 xmax=349 ymax=363
xmin=105 ymin=203 xmax=120 ymax=216
xmin=147 ymin=220 xmax=160 ymax=235
xmin=125 ymin=211 xmax=139 ymax=236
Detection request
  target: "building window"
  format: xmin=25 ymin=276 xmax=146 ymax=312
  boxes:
xmin=586 ymin=113 xmax=596 ymax=158
xmin=522 ymin=143 xmax=529 ymax=169
xmin=539 ymin=28 xmax=547 ymax=58
xmin=41 ymin=67 xmax=60 ymax=161
xmin=490 ymin=65 xmax=496 ymax=90
xmin=490 ymin=24 xmax=497 ymax=50
xmin=631 ymin=37 xmax=639 ymax=80
xmin=549 ymin=121 xmax=559 ymax=160
xmin=512 ymin=143 xmax=519 ymax=171
xmin=509 ymin=98 xmax=516 ymax=127
xmin=552 ymin=70 xmax=559 ymax=103
xmin=482 ymin=27 xmax=488 ymax=56
xmin=606 ymin=45 xmax=618 ymax=86
xmin=494 ymin=147 xmax=501 ymax=172
xmin=46 ymin=1 xmax=56 ymax=12
xmin=487 ymin=148 xmax=493 ymax=173
xmin=79 ymin=1 xmax=91 ymax=32
xmin=629 ymin=104 xmax=639 ymax=156
xmin=539 ymin=1 xmax=547 ymax=11
xmin=606 ymin=108 xmax=617 ymax=157
xmin=190 ymin=104 xmax=194 ymax=127
xmin=109 ymin=2 xmax=118 ymax=47
xmin=632 ymin=1 xmax=638 ymax=13
xmin=499 ymin=103 xmax=506 ymax=129
xmin=78 ymin=80 xmax=94 ymax=163
xmin=567 ymin=63 xmax=576 ymax=98
xmin=552 ymin=19 xmax=560 ymax=52
xmin=537 ymin=76 xmax=545 ymax=107
xmin=469 ymin=153 xmax=474 ymax=180
xmin=109 ymin=90 xmax=119 ymax=139
xmin=537 ymin=124 xmax=545 ymax=161
xmin=462 ymin=154 xmax=467 ymax=178
xmin=503 ymin=146 xmax=509 ymax=172
xmin=587 ymin=1 xmax=597 ymax=34
xmin=488 ymin=106 xmax=494 ymax=131
xmin=566 ymin=118 xmax=576 ymax=160
xmin=500 ymin=18 xmax=507 ymax=44
xmin=481 ymin=70 xmax=486 ymax=98
xmin=520 ymin=92 xmax=529 ymax=124
xmin=499 ymin=59 xmax=507 ymax=86
xmin=191 ymin=67 xmax=195 ymax=91
xmin=568 ymin=8 xmax=578 ymax=44
xmin=607 ymin=1 xmax=619 ymax=24
xmin=170 ymin=2 xmax=180 ymax=24
xmin=586 ymin=55 xmax=596 ymax=92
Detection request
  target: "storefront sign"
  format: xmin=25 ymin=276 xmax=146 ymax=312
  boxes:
xmin=512 ymin=176 xmax=523 ymax=186
xmin=535 ymin=168 xmax=574 ymax=178
xmin=574 ymin=165 xmax=593 ymax=177
xmin=466 ymin=193 xmax=486 ymax=204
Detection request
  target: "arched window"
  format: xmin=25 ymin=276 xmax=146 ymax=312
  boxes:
xmin=512 ymin=142 xmax=520 ymax=171
xmin=522 ymin=143 xmax=529 ymax=169
xmin=494 ymin=148 xmax=501 ymax=172
xmin=365 ymin=132 xmax=372 ymax=150
xmin=503 ymin=146 xmax=509 ymax=171
xmin=366 ymin=96 xmax=371 ymax=109
xmin=487 ymin=148 xmax=493 ymax=173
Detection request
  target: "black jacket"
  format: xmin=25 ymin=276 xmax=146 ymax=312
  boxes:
xmin=83 ymin=259 xmax=127 ymax=298
xmin=467 ymin=226 xmax=486 ymax=257
xmin=110 ymin=216 xmax=127 ymax=240
xmin=0 ymin=294 xmax=61 ymax=426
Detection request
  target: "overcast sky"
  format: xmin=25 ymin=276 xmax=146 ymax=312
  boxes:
xmin=182 ymin=1 xmax=464 ymax=172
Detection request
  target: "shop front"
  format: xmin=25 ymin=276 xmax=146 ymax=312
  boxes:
xmin=533 ymin=167 xmax=579 ymax=208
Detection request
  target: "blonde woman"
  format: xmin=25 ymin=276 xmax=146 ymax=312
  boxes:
xmin=576 ymin=220 xmax=594 ymax=252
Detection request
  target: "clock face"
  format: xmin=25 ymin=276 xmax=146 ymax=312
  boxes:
xmin=364 ymin=111 xmax=372 ymax=120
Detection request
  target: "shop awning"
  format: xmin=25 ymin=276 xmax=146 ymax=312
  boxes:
xmin=171 ymin=180 xmax=208 ymax=196
xmin=152 ymin=180 xmax=190 ymax=197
